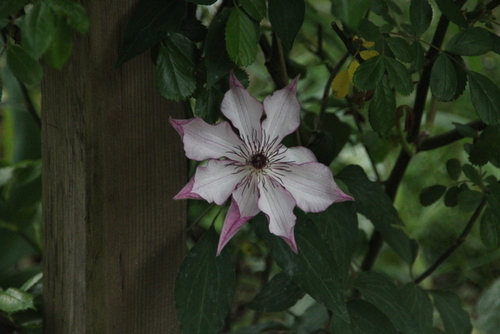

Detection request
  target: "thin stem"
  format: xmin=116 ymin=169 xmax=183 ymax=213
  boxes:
xmin=187 ymin=203 xmax=216 ymax=232
xmin=414 ymin=198 xmax=487 ymax=284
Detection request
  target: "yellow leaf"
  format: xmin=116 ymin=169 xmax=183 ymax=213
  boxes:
xmin=348 ymin=61 xmax=360 ymax=79
xmin=362 ymin=41 xmax=375 ymax=48
xmin=331 ymin=69 xmax=351 ymax=98
xmin=360 ymin=50 xmax=379 ymax=60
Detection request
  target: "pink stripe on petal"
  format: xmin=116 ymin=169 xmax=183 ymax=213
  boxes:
xmin=216 ymin=198 xmax=254 ymax=255
xmin=173 ymin=176 xmax=203 ymax=200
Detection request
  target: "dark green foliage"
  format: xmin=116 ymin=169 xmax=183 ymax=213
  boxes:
xmin=240 ymin=0 xmax=266 ymax=21
xmin=469 ymin=125 xmax=500 ymax=166
xmin=446 ymin=159 xmax=462 ymax=180
xmin=226 ymin=8 xmax=259 ymax=66
xmin=431 ymin=53 xmax=458 ymax=102
xmin=115 ymin=0 xmax=186 ymax=67
xmin=435 ymin=0 xmax=468 ymax=27
xmin=353 ymin=55 xmax=385 ymax=91
xmin=431 ymin=290 xmax=472 ymax=334
xmin=337 ymin=165 xmax=418 ymax=264
xmin=268 ymin=0 xmax=305 ymax=51
xmin=386 ymin=37 xmax=414 ymax=63
xmin=6 ymin=44 xmax=43 ymax=86
xmin=480 ymin=208 xmax=500 ymax=249
xmin=254 ymin=213 xmax=349 ymax=322
xmin=410 ymin=0 xmax=433 ymax=35
xmin=347 ymin=300 xmax=399 ymax=334
xmin=467 ymin=71 xmax=500 ymax=125
xmin=155 ymin=34 xmax=196 ymax=101
xmin=247 ymin=271 xmax=305 ymax=312
xmin=420 ymin=185 xmax=447 ymax=206
xmin=332 ymin=0 xmax=372 ymax=29
xmin=384 ymin=56 xmax=413 ymax=96
xmin=20 ymin=1 xmax=57 ymax=59
xmin=457 ymin=190 xmax=484 ymax=212
xmin=175 ymin=226 xmax=236 ymax=334
xmin=368 ymin=76 xmax=396 ymax=136
xmin=446 ymin=27 xmax=492 ymax=56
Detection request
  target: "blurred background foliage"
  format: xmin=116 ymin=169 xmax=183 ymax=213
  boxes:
xmin=1 ymin=0 xmax=500 ymax=333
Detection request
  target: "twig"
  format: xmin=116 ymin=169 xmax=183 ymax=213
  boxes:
xmin=414 ymin=198 xmax=487 ymax=284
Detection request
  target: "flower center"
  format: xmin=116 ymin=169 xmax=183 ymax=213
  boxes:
xmin=250 ymin=153 xmax=267 ymax=169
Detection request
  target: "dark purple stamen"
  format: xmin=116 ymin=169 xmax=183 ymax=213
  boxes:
xmin=251 ymin=153 xmax=267 ymax=169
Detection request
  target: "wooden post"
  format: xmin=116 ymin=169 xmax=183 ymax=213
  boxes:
xmin=42 ymin=1 xmax=186 ymax=332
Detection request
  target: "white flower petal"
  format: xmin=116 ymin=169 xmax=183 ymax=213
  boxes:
xmin=262 ymin=77 xmax=300 ymax=145
xmin=216 ymin=183 xmax=259 ymax=255
xmin=258 ymin=181 xmax=297 ymax=252
xmin=283 ymin=146 xmax=317 ymax=164
xmin=221 ymin=72 xmax=263 ymax=142
xmin=170 ymin=117 xmax=244 ymax=161
xmin=279 ymin=163 xmax=354 ymax=213
xmin=189 ymin=160 xmax=247 ymax=205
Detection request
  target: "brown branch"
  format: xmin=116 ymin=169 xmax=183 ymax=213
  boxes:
xmin=414 ymin=198 xmax=487 ymax=284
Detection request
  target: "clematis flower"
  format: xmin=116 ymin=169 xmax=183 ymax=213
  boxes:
xmin=171 ymin=72 xmax=353 ymax=255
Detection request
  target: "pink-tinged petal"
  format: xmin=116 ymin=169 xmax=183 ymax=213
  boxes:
xmin=283 ymin=146 xmax=317 ymax=164
xmin=189 ymin=160 xmax=248 ymax=205
xmin=173 ymin=176 xmax=204 ymax=200
xmin=279 ymin=162 xmax=354 ymax=213
xmin=221 ymin=72 xmax=263 ymax=142
xmin=170 ymin=117 xmax=244 ymax=161
xmin=262 ymin=76 xmax=300 ymax=144
xmin=258 ymin=181 xmax=298 ymax=252
xmin=216 ymin=179 xmax=260 ymax=255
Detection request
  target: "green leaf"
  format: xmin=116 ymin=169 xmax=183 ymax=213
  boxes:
xmin=480 ymin=208 xmax=500 ymax=249
xmin=115 ymin=0 xmax=185 ymax=67
xmin=332 ymin=0 xmax=372 ymax=29
xmin=347 ymin=300 xmax=398 ymax=334
xmin=43 ymin=0 xmax=89 ymax=34
xmin=401 ymin=284 xmax=433 ymax=333
xmin=307 ymin=131 xmax=337 ymax=166
xmin=385 ymin=57 xmax=413 ymax=96
xmin=337 ymin=165 xmax=418 ymax=264
xmin=0 ymin=287 xmax=34 ymax=313
xmin=353 ymin=272 xmax=420 ymax=334
xmin=410 ymin=41 xmax=425 ymax=72
xmin=6 ymin=44 xmax=43 ymax=86
xmin=155 ymin=34 xmax=196 ymax=101
xmin=457 ymin=190 xmax=484 ymax=212
xmin=490 ymin=31 xmax=500 ymax=55
xmin=420 ymin=185 xmax=447 ymax=206
xmin=353 ymin=55 xmax=385 ymax=91
xmin=0 ymin=0 xmax=28 ymax=18
xmin=194 ymin=87 xmax=223 ymax=124
xmin=226 ymin=9 xmax=259 ymax=66
xmin=444 ymin=186 xmax=461 ymax=207
xmin=446 ymin=159 xmax=462 ymax=180
xmin=20 ymin=1 xmax=57 ymax=59
xmin=386 ymin=37 xmax=414 ymax=63
xmin=205 ymin=9 xmax=235 ymax=87
xmin=486 ymin=183 xmax=500 ymax=219
xmin=431 ymin=290 xmax=472 ymax=334
xmin=268 ymin=0 xmax=305 ymax=51
xmin=240 ymin=0 xmax=266 ymax=21
xmin=309 ymin=201 xmax=358 ymax=287
xmin=179 ymin=17 xmax=207 ymax=43
xmin=248 ymin=271 xmax=304 ymax=312
xmin=175 ymin=226 xmax=235 ymax=334
xmin=368 ymin=77 xmax=396 ymax=136
xmin=467 ymin=71 xmax=500 ymax=125
xmin=20 ymin=272 xmax=43 ymax=292
xmin=430 ymin=53 xmax=457 ymax=102
xmin=357 ymin=19 xmax=382 ymax=42
xmin=446 ymin=27 xmax=492 ymax=56
xmin=254 ymin=212 xmax=349 ymax=322
xmin=469 ymin=125 xmax=500 ymax=166
xmin=450 ymin=54 xmax=468 ymax=100
xmin=462 ymin=164 xmax=482 ymax=186
xmin=44 ymin=15 xmax=73 ymax=69
xmin=435 ymin=0 xmax=467 ymax=28
xmin=410 ymin=0 xmax=433 ymax=35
